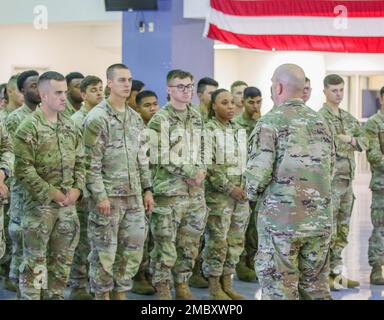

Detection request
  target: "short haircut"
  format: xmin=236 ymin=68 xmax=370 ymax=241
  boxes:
xmin=323 ymin=74 xmax=344 ymax=88
xmin=131 ymin=80 xmax=145 ymax=92
xmin=7 ymin=74 xmax=19 ymax=89
xmin=136 ymin=90 xmax=158 ymax=106
xmin=106 ymin=63 xmax=129 ymax=80
xmin=305 ymin=77 xmax=311 ymax=83
xmin=197 ymin=77 xmax=219 ymax=94
xmin=38 ymin=71 xmax=65 ymax=89
xmin=80 ymin=75 xmax=103 ymax=93
xmin=243 ymin=86 xmax=262 ymax=99
xmin=230 ymin=80 xmax=248 ymax=93
xmin=166 ymin=69 xmax=193 ymax=85
xmin=65 ymin=72 xmax=85 ymax=86
xmin=380 ymin=86 xmax=384 ymax=97
xmin=17 ymin=70 xmax=39 ymax=91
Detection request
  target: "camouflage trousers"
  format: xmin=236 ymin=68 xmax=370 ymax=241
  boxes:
xmin=0 ymin=202 xmax=11 ymax=274
xmin=8 ymin=190 xmax=24 ymax=283
xmin=137 ymin=227 xmax=153 ymax=275
xmin=150 ymin=193 xmax=207 ymax=285
xmin=238 ymin=201 xmax=258 ymax=269
xmin=19 ymin=204 xmax=80 ymax=300
xmin=368 ymin=189 xmax=384 ymax=267
xmin=68 ymin=197 xmax=90 ymax=289
xmin=330 ymin=177 xmax=355 ymax=276
xmin=0 ymin=205 xmax=5 ymax=260
xmin=203 ymin=198 xmax=250 ymax=277
xmin=88 ymin=195 xmax=146 ymax=294
xmin=256 ymin=229 xmax=331 ymax=300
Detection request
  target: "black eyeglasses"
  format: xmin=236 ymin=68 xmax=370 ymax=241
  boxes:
xmin=168 ymin=84 xmax=194 ymax=92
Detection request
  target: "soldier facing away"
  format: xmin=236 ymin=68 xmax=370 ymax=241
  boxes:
xmin=14 ymin=71 xmax=85 ymax=300
xmin=245 ymin=64 xmax=335 ymax=300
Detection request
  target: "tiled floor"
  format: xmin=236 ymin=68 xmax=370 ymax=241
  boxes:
xmin=1 ymin=173 xmax=383 ymax=300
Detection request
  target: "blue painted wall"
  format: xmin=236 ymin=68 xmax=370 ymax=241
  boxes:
xmin=122 ymin=0 xmax=214 ymax=105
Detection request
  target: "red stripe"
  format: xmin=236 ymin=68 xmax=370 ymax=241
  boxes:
xmin=207 ymin=24 xmax=384 ymax=53
xmin=211 ymin=0 xmax=384 ymax=17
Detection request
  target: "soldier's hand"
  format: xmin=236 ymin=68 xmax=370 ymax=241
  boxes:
xmin=143 ymin=191 xmax=154 ymax=215
xmin=52 ymin=190 xmax=67 ymax=206
xmin=63 ymin=188 xmax=81 ymax=206
xmin=230 ymin=186 xmax=246 ymax=201
xmin=97 ymin=199 xmax=111 ymax=216
xmin=194 ymin=170 xmax=206 ymax=186
xmin=0 ymin=181 xmax=8 ymax=198
xmin=337 ymin=134 xmax=352 ymax=144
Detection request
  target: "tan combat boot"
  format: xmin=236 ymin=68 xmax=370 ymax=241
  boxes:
xmin=175 ymin=282 xmax=196 ymax=300
xmin=221 ymin=274 xmax=247 ymax=300
xmin=131 ymin=271 xmax=155 ymax=295
xmin=370 ymin=265 xmax=384 ymax=285
xmin=235 ymin=255 xmax=257 ymax=282
xmin=155 ymin=281 xmax=172 ymax=300
xmin=208 ymin=276 xmax=231 ymax=300
xmin=69 ymin=287 xmax=93 ymax=300
xmin=94 ymin=291 xmax=110 ymax=300
xmin=189 ymin=259 xmax=208 ymax=288
xmin=111 ymin=290 xmax=127 ymax=300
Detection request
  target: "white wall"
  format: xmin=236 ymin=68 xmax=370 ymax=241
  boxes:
xmin=0 ymin=0 xmax=121 ymax=25
xmin=215 ymin=49 xmax=384 ymax=114
xmin=0 ymin=23 xmax=122 ymax=84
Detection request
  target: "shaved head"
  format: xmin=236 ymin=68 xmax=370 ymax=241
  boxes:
xmin=271 ymin=63 xmax=306 ymax=106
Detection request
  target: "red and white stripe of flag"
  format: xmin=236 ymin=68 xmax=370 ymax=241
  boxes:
xmin=204 ymin=0 xmax=384 ymax=53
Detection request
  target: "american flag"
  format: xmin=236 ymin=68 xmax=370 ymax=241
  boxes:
xmin=204 ymin=0 xmax=384 ymax=53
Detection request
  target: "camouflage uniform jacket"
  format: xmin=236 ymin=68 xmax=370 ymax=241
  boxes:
xmin=0 ymin=124 xmax=14 ymax=178
xmin=205 ymin=117 xmax=247 ymax=205
xmin=365 ymin=110 xmax=384 ymax=191
xmin=71 ymin=104 xmax=88 ymax=131
xmin=5 ymin=104 xmax=35 ymax=194
xmin=244 ymin=99 xmax=335 ymax=236
xmin=14 ymin=107 xmax=85 ymax=206
xmin=62 ymin=99 xmax=78 ymax=118
xmin=148 ymin=102 xmax=206 ymax=197
xmin=318 ymin=103 xmax=367 ymax=180
xmin=233 ymin=111 xmax=260 ymax=139
xmin=83 ymin=99 xmax=151 ymax=203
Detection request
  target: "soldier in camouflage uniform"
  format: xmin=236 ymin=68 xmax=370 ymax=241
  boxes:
xmin=189 ymin=77 xmax=218 ymax=289
xmin=5 ymin=70 xmax=40 ymax=294
xmin=148 ymin=69 xmax=207 ymax=300
xmin=0 ymin=75 xmax=24 ymax=124
xmin=68 ymin=76 xmax=103 ymax=300
xmin=0 ymin=74 xmax=24 ymax=292
xmin=196 ymin=77 xmax=218 ymax=124
xmin=83 ymin=64 xmax=154 ymax=300
xmin=62 ymin=72 xmax=84 ymax=118
xmin=302 ymin=77 xmax=312 ymax=104
xmin=131 ymin=90 xmax=160 ymax=295
xmin=364 ymin=86 xmax=384 ymax=285
xmin=14 ymin=71 xmax=85 ymax=300
xmin=202 ymin=89 xmax=249 ymax=300
xmin=233 ymin=86 xmax=262 ymax=282
xmin=245 ymin=64 xmax=334 ymax=300
xmin=0 ymin=124 xmax=13 ymax=261
xmin=230 ymin=81 xmax=248 ymax=117
xmin=318 ymin=74 xmax=367 ymax=290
